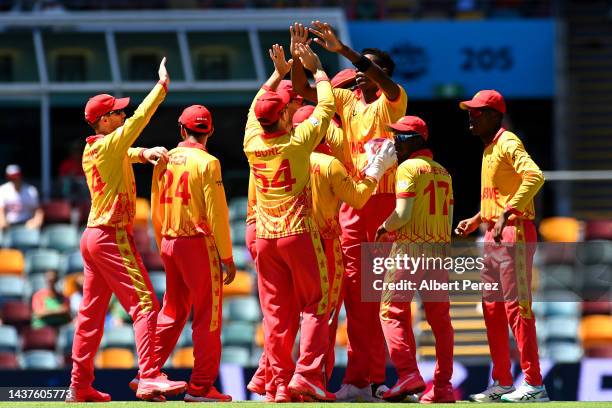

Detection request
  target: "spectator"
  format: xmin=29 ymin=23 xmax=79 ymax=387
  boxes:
xmin=0 ymin=164 xmax=44 ymax=229
xmin=58 ymin=141 xmax=88 ymax=203
xmin=31 ymin=269 xmax=71 ymax=329
xmin=69 ymin=272 xmax=84 ymax=318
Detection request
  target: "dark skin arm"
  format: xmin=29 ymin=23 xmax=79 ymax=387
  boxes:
xmin=290 ymin=22 xmax=317 ymax=102
xmin=309 ymin=20 xmax=400 ymax=101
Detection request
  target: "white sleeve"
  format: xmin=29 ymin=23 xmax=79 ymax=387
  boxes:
xmin=30 ymin=186 xmax=40 ymax=208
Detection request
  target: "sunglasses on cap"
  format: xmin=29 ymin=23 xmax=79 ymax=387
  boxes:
xmin=394 ymin=132 xmax=422 ymax=142
xmin=106 ymin=109 xmax=125 ymax=116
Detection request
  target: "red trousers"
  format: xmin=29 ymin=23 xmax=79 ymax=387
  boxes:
xmin=380 ymin=264 xmax=453 ymax=387
xmin=71 ymin=226 xmax=160 ymax=388
xmin=481 ymin=219 xmax=542 ymax=386
xmin=155 ymin=235 xmax=223 ymax=390
xmin=256 ymin=230 xmax=330 ymax=388
xmin=339 ymin=193 xmax=395 ymax=387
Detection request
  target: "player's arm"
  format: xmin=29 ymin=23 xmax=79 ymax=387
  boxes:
xmin=375 ymin=165 xmax=415 ymax=241
xmin=503 ymin=137 xmax=545 ymax=216
xmin=292 ymin=43 xmax=334 ymax=151
xmin=127 ymin=147 xmax=169 ymax=165
xmin=203 ymin=159 xmax=235 ymax=284
xmin=329 ymin=159 xmax=377 ymax=209
xmin=105 ymin=58 xmax=169 ymax=155
xmin=309 ymin=20 xmax=400 ymax=101
xmin=0 ymin=205 xmax=6 ymax=230
xmin=289 ymin=23 xmax=317 ymax=102
xmin=455 ymin=212 xmax=481 ymax=237
xmin=150 ymin=163 xmax=166 ymax=251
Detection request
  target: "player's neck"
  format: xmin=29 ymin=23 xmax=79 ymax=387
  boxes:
xmin=362 ymin=88 xmax=378 ymax=104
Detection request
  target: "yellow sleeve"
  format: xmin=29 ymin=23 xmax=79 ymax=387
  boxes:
xmin=326 ymin=125 xmax=348 ymax=166
xmin=333 ymin=88 xmax=354 ymax=118
xmin=395 ymin=163 xmax=416 ymax=198
xmin=101 ymin=82 xmax=167 ymax=155
xmin=204 ymin=159 xmax=233 ymax=262
xmin=377 ymin=85 xmax=408 ymax=121
xmin=150 ymin=162 xmax=165 ymax=251
xmin=127 ymin=147 xmax=146 ymax=164
xmin=328 ymin=158 xmax=376 ymax=210
xmin=293 ymin=80 xmax=335 ymax=152
xmin=502 ymin=135 xmax=545 ymax=214
xmin=244 ymin=88 xmax=267 ymax=148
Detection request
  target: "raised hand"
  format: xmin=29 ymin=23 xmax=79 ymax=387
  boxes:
xmin=294 ymin=43 xmax=322 ymax=73
xmin=158 ymin=57 xmax=169 ymax=84
xmin=309 ymin=20 xmax=342 ymax=53
xmin=143 ymin=146 xmax=169 ymax=165
xmin=290 ymin=22 xmax=309 ymax=57
xmin=268 ymin=44 xmax=292 ymax=78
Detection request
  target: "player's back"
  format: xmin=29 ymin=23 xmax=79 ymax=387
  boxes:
xmin=155 ymin=143 xmax=217 ymax=238
xmin=396 ymin=155 xmax=453 ymax=244
xmin=310 ymin=151 xmax=340 ymax=238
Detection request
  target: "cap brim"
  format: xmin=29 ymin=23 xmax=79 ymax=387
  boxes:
xmin=113 ymin=97 xmax=130 ymax=110
xmin=387 ymin=123 xmax=415 ymax=133
xmin=459 ymin=100 xmax=487 ymax=110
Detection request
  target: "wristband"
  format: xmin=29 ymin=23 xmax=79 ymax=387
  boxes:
xmin=139 ymin=148 xmax=146 ymax=162
xmin=352 ymin=55 xmax=372 ymax=72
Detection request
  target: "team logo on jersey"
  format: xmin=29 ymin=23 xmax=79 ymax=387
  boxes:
xmin=309 ymin=117 xmax=320 ymax=127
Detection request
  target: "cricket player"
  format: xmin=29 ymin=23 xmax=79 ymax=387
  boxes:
xmin=244 ymin=42 xmax=336 ymax=402
xmin=291 ymin=22 xmax=408 ymax=401
xmin=375 ymin=116 xmax=455 ymax=404
xmin=69 ymin=58 xmax=187 ymax=402
xmin=147 ymin=105 xmax=236 ymax=402
xmin=455 ymin=90 xmax=548 ymax=403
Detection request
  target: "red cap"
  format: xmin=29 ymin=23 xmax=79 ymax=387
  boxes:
xmin=179 ymin=105 xmax=213 ymax=133
xmin=387 ymin=116 xmax=429 ymax=141
xmin=278 ymin=80 xmax=303 ymax=103
xmin=331 ymin=68 xmax=357 ymax=89
xmin=292 ymin=105 xmax=315 ymax=128
xmin=255 ymin=90 xmax=291 ymax=125
xmin=84 ymin=94 xmax=130 ymax=125
xmin=459 ymin=90 xmax=506 ymax=113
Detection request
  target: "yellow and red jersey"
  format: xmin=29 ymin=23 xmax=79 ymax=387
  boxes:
xmin=243 ymin=81 xmax=335 ymax=239
xmin=395 ymin=149 xmax=453 ymax=243
xmin=480 ymin=128 xmax=544 ymax=223
xmin=83 ymin=82 xmax=167 ymax=228
xmin=151 ymin=141 xmax=232 ymax=262
xmin=310 ymin=150 xmax=377 ymax=239
xmin=331 ymin=86 xmax=408 ymax=194
xmin=245 ymin=172 xmax=257 ymax=225
xmin=325 ymin=122 xmax=355 ymax=176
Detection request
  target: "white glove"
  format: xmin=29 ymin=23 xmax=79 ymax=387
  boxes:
xmin=364 ymin=139 xmax=397 ymax=182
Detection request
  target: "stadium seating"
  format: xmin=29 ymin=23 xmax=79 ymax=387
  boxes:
xmin=1 ymin=301 xmax=31 ymax=331
xmin=576 ymin=240 xmax=612 ymax=265
xmin=28 ymin=273 xmax=48 ymax=294
xmin=171 ymin=347 xmax=194 ymax=368
xmin=95 ymin=348 xmax=135 ymax=368
xmin=40 ymin=224 xmax=79 ymax=253
xmin=25 ymin=249 xmax=62 ymax=275
xmin=148 ymin=271 xmax=166 ymax=303
xmin=21 ymin=350 xmax=61 ymax=369
xmin=133 ymin=225 xmax=151 ymax=255
xmin=539 ymin=217 xmax=581 ymax=242
xmin=334 ymin=346 xmax=348 ymax=367
xmin=21 ymin=327 xmax=57 ymax=351
xmin=224 ymin=296 xmax=261 ymax=322
xmin=141 ymin=250 xmax=164 ymax=271
xmin=221 ymin=346 xmax=250 ymax=366
xmin=232 ymin=245 xmax=253 ymax=271
xmin=0 ymin=276 xmax=27 ymax=303
xmin=336 ymin=321 xmax=348 ymax=346
xmin=0 ymin=352 xmax=19 ymax=369
xmin=0 ymin=326 xmax=19 ymax=353
xmin=223 ymin=270 xmax=253 ymax=298
xmin=4 ymin=226 xmax=41 ymax=251
xmin=178 ymin=325 xmax=193 ymax=348
xmin=101 ymin=326 xmax=135 ymax=350
xmin=41 ymin=200 xmax=72 ymax=225
xmin=582 ymin=301 xmax=612 ymax=316
xmin=222 ymin=321 xmax=255 ymax=347
xmin=228 ymin=197 xmax=249 ymax=222
xmin=584 ymin=220 xmax=612 ymax=241
xmin=0 ymin=249 xmax=25 ymax=275
xmin=230 ymin=222 xmax=247 ymax=246
xmin=580 ymin=315 xmax=612 ymax=348
xmin=57 ymin=324 xmax=75 ymax=361
xmin=134 ymin=198 xmax=151 ymax=227
xmin=254 ymin=323 xmax=264 ymax=348
xmin=63 ymin=251 xmax=84 ymax=275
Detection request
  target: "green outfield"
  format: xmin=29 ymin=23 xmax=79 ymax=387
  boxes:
xmin=1 ymin=402 xmax=611 ymax=407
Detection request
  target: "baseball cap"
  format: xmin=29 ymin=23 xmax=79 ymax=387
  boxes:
xmin=292 ymin=105 xmax=315 ymax=128
xmin=84 ymin=94 xmax=130 ymax=125
xmin=387 ymin=116 xmax=429 ymax=141
xmin=178 ymin=105 xmax=213 ymax=133
xmin=331 ymin=68 xmax=357 ymax=89
xmin=459 ymin=90 xmax=506 ymax=114
xmin=278 ymin=80 xmax=303 ymax=104
xmin=254 ymin=90 xmax=291 ymax=125
xmin=5 ymin=164 xmax=21 ymax=178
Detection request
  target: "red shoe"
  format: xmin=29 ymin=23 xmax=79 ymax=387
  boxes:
xmin=288 ymin=373 xmax=335 ymax=402
xmin=247 ymin=375 xmax=266 ymax=396
xmin=420 ymin=385 xmax=456 ymax=404
xmin=66 ymin=386 xmax=111 ymax=402
xmin=128 ymin=375 xmax=139 ymax=392
xmin=275 ymin=384 xmax=292 ymax=403
xmin=184 ymin=385 xmax=232 ymax=402
xmin=383 ymin=373 xmax=426 ymax=402
xmin=137 ymin=373 xmax=187 ymax=400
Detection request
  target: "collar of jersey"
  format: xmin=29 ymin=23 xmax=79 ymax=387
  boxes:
xmin=409 ymin=148 xmax=433 ymax=159
xmin=86 ymin=134 xmax=105 ymax=144
xmin=178 ymin=140 xmax=206 ymax=151
xmin=261 ymin=129 xmax=288 ymax=139
xmin=486 ymin=127 xmax=506 ymax=147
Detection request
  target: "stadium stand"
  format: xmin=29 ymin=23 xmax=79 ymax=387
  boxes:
xmin=0 ymin=248 xmax=25 ymax=276
xmin=95 ymin=348 xmax=135 ymax=369
xmin=41 ymin=200 xmax=72 ymax=225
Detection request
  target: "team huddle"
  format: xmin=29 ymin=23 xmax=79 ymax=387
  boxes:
xmin=68 ymin=21 xmax=549 ymax=404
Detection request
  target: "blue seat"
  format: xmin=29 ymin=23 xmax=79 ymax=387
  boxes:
xmin=40 ymin=224 xmax=79 ymax=252
xmin=57 ymin=324 xmax=75 ymax=356
xmin=545 ymin=342 xmax=583 ymax=363
xmin=148 ymin=271 xmax=166 ymax=303
xmin=224 ymin=296 xmax=261 ymax=323
xmin=233 ymin=245 xmax=253 ymax=271
xmin=221 ymin=346 xmax=250 ymax=366
xmin=543 ymin=317 xmax=579 ymax=342
xmin=221 ymin=321 xmax=254 ymax=347
xmin=0 ymin=276 xmax=26 ymax=303
xmin=0 ymin=325 xmax=19 ymax=352
xmin=28 ymin=273 xmax=48 ymax=294
xmin=21 ymin=350 xmax=61 ymax=369
xmin=334 ymin=346 xmax=348 ymax=367
xmin=178 ymin=324 xmax=193 ymax=348
xmin=230 ymin=222 xmax=247 ymax=246
xmin=228 ymin=197 xmax=249 ymax=222
xmin=542 ymin=302 xmax=580 ymax=318
xmin=63 ymin=251 xmax=84 ymax=275
xmin=5 ymin=226 xmax=40 ymax=251
xmin=101 ymin=326 xmax=135 ymax=350
xmin=26 ymin=249 xmax=62 ymax=275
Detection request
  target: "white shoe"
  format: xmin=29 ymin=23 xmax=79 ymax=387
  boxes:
xmin=500 ymin=381 xmax=550 ymax=403
xmin=334 ymin=383 xmax=373 ymax=402
xmin=372 ymin=384 xmax=389 ymax=400
xmin=469 ymin=381 xmax=515 ymax=402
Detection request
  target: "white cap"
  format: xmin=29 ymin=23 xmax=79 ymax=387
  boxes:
xmin=5 ymin=164 xmax=21 ymax=176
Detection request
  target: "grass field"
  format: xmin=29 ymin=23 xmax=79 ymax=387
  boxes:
xmin=1 ymin=402 xmax=611 ymax=407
